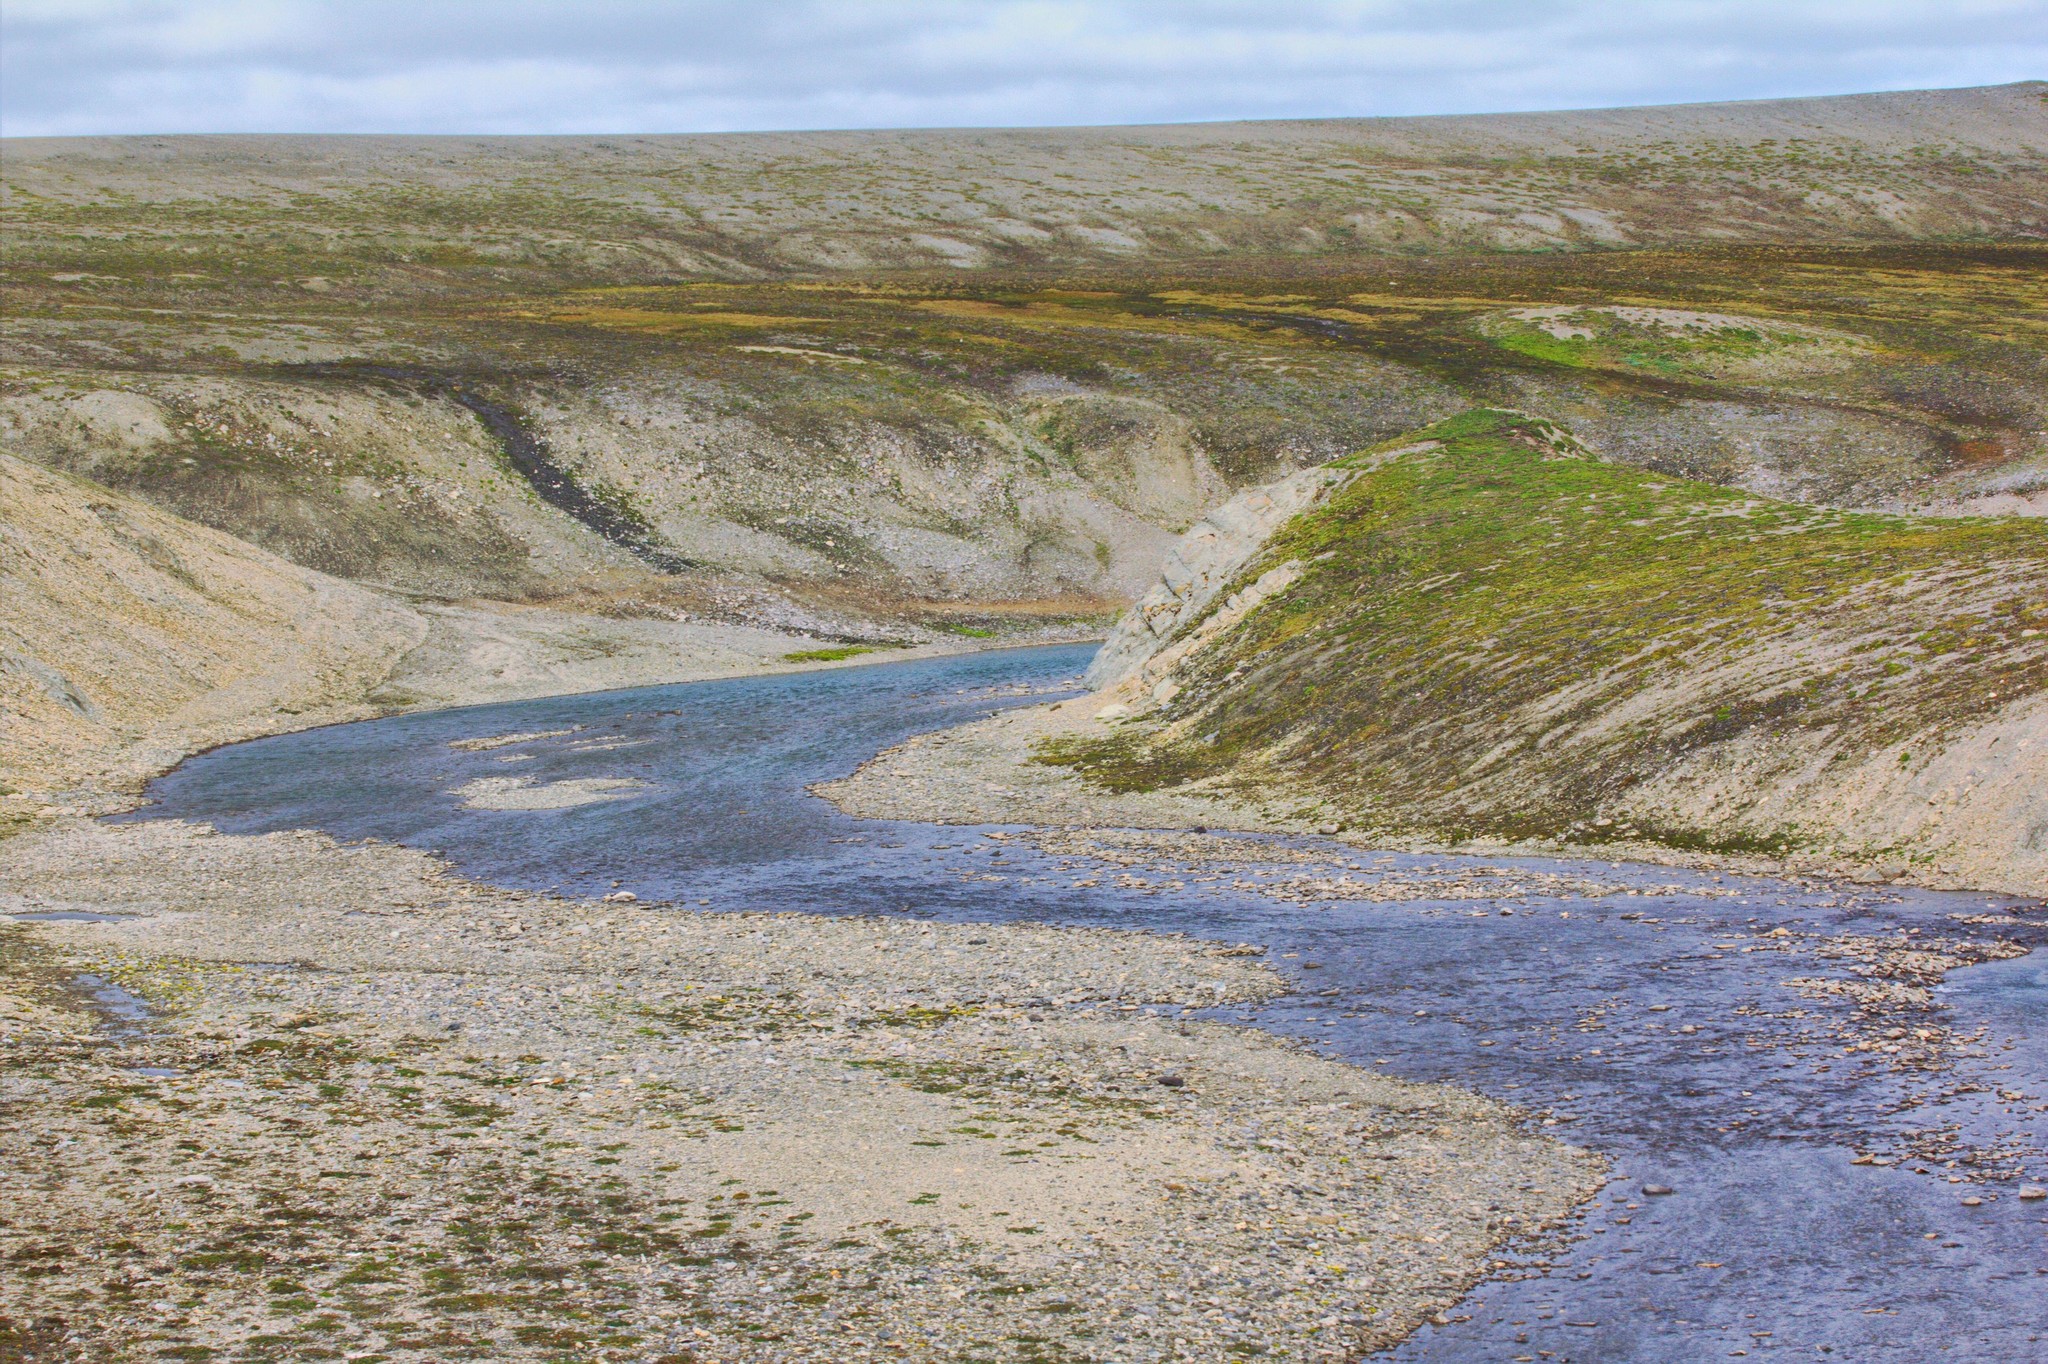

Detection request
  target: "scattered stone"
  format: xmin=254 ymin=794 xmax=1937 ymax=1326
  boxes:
xmin=453 ymin=775 xmax=650 ymax=810
xmin=448 ymin=727 xmax=580 ymax=752
xmin=0 ymin=817 xmax=1604 ymax=1362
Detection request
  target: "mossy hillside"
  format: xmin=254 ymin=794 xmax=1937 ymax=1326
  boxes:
xmin=1478 ymin=306 xmax=1869 ymax=381
xmin=484 ymin=249 xmax=2046 ymax=516
xmin=5 ymin=245 xmax=2042 ymax=628
xmin=1043 ymin=410 xmax=2048 ymax=849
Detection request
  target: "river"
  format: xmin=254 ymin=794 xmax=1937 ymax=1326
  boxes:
xmin=126 ymin=643 xmax=2047 ymax=1363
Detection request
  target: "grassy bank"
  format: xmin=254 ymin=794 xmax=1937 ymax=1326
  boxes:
xmin=1044 ymin=410 xmax=2048 ymax=876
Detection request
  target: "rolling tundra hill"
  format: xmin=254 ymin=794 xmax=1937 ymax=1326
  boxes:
xmin=6 ymin=82 xmax=2044 ymax=279
xmin=4 ymin=83 xmax=2042 ymax=630
xmin=2 ymin=85 xmax=2044 ymax=834
xmin=1064 ymin=410 xmax=2048 ymax=893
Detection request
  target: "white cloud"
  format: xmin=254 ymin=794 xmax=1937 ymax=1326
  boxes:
xmin=2 ymin=0 xmax=2043 ymax=136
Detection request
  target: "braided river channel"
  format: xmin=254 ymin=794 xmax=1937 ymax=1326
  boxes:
xmin=127 ymin=644 xmax=2047 ymax=1363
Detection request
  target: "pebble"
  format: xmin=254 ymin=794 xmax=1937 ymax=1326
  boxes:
xmin=1 ymin=816 xmax=1605 ymax=1363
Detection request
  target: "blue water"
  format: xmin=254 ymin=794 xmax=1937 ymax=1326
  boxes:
xmin=128 ymin=644 xmax=2048 ymax=1362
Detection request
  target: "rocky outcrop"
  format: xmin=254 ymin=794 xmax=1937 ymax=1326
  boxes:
xmin=1083 ymin=465 xmax=1356 ymax=687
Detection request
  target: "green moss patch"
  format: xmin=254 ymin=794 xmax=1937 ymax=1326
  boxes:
xmin=1046 ymin=408 xmax=2047 ymax=848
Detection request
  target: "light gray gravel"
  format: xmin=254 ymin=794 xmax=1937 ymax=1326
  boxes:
xmin=1 ymin=817 xmax=1601 ymax=1362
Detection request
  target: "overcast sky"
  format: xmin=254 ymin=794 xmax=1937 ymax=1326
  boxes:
xmin=3 ymin=0 xmax=2043 ymax=138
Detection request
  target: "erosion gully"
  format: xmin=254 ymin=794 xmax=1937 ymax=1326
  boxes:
xmin=120 ymin=644 xmax=2046 ymax=1363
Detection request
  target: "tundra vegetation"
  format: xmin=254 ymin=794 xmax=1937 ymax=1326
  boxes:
xmin=1 ymin=83 xmax=2045 ymax=1362
xmin=1044 ymin=410 xmax=2047 ymax=892
xmin=5 ymin=84 xmax=2045 ymax=667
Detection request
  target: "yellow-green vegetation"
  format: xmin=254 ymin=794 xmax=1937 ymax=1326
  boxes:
xmin=5 ymin=103 xmax=2046 ymax=628
xmin=5 ymin=84 xmax=2042 ymax=291
xmin=783 ymin=645 xmax=881 ymax=662
xmin=1477 ymin=305 xmax=1870 ymax=381
xmin=1043 ymin=410 xmax=2048 ymax=856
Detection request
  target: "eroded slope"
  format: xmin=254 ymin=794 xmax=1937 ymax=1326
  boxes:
xmin=1056 ymin=411 xmax=2048 ymax=892
xmin=0 ymin=452 xmax=425 ymax=802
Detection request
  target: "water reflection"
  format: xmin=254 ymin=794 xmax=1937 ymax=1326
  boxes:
xmin=130 ymin=644 xmax=2047 ymax=1362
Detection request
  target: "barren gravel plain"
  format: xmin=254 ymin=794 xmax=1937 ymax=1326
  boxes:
xmin=1 ymin=801 xmax=1598 ymax=1362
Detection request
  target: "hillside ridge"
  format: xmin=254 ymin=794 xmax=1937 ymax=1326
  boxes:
xmin=10 ymin=81 xmax=2043 ymax=170
xmin=8 ymin=83 xmax=2043 ymax=274
xmin=1057 ymin=409 xmax=2048 ymax=893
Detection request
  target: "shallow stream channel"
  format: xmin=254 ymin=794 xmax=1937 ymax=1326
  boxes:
xmin=127 ymin=643 xmax=2047 ymax=1362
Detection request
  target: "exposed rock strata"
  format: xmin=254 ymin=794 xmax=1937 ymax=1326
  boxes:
xmin=1084 ymin=465 xmax=1355 ymax=687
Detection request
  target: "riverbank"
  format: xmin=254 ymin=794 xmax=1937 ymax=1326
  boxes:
xmin=0 ymin=812 xmax=1599 ymax=1362
xmin=1027 ymin=410 xmax=2048 ymax=902
xmin=3 ymin=445 xmax=1103 ymax=823
xmin=818 ymin=689 xmax=2048 ymax=899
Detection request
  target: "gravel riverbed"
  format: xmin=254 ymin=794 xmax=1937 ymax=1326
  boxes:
xmin=1 ymin=815 xmax=1598 ymax=1362
xmin=11 ymin=644 xmax=2039 ymax=1363
xmin=818 ymin=687 xmax=2048 ymax=1362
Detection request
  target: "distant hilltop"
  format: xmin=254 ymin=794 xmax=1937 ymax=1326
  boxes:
xmin=5 ymin=82 xmax=2045 ymax=275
